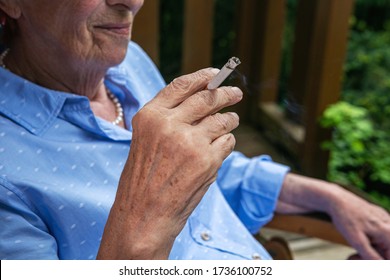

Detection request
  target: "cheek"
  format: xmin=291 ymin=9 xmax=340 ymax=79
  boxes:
xmin=22 ymin=1 xmax=93 ymax=40
xmin=74 ymin=0 xmax=102 ymax=18
xmin=50 ymin=2 xmax=100 ymax=47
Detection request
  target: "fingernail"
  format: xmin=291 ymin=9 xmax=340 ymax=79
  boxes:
xmin=229 ymin=112 xmax=239 ymax=119
xmin=232 ymin=87 xmax=243 ymax=99
xmin=210 ymin=68 xmax=220 ymax=74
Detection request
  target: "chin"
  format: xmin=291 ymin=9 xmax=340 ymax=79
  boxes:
xmin=103 ymin=43 xmax=129 ymax=67
xmin=110 ymin=51 xmax=127 ymax=65
xmin=92 ymin=33 xmax=130 ymax=67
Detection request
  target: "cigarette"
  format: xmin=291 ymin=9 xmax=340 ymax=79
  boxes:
xmin=207 ymin=57 xmax=241 ymax=90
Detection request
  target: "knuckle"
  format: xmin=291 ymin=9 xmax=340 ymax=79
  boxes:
xmin=192 ymin=68 xmax=215 ymax=82
xmin=175 ymin=129 xmax=194 ymax=146
xmin=132 ymin=106 xmax=152 ymax=128
xmin=229 ymin=112 xmax=240 ymax=128
xmin=132 ymin=105 xmax=172 ymax=133
xmin=169 ymin=70 xmax=209 ymax=93
xmin=213 ymin=113 xmax=229 ymax=131
xmin=175 ymin=130 xmax=210 ymax=162
xmin=223 ymin=133 xmax=236 ymax=152
xmin=218 ymin=86 xmax=242 ymax=105
xmin=197 ymin=152 xmax=213 ymax=168
xmin=220 ymin=87 xmax=235 ymax=101
xmin=197 ymin=90 xmax=217 ymax=108
xmin=213 ymin=112 xmax=239 ymax=131
xmin=169 ymin=76 xmax=193 ymax=92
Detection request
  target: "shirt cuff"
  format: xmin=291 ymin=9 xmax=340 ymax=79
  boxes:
xmin=238 ymin=155 xmax=290 ymax=233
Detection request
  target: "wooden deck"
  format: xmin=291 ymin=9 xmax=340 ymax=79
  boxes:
xmin=234 ymin=122 xmax=298 ymax=171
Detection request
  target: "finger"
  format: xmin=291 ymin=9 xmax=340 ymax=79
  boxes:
xmin=197 ymin=112 xmax=239 ymax=141
xmin=347 ymin=253 xmax=362 ymax=260
xmin=352 ymin=233 xmax=383 ymax=260
xmin=210 ymin=133 xmax=236 ymax=163
xmin=384 ymin=248 xmax=390 ymax=260
xmin=152 ymin=68 xmax=219 ymax=108
xmin=175 ymin=86 xmax=243 ymax=124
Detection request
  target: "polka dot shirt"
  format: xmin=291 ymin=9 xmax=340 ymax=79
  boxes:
xmin=0 ymin=42 xmax=289 ymax=260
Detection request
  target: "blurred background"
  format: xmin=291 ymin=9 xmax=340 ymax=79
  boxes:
xmin=1 ymin=0 xmax=388 ymax=260
xmin=131 ymin=0 xmax=389 ymax=259
xmin=133 ymin=0 xmax=390 ymax=212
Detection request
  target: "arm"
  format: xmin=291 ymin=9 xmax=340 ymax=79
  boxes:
xmin=97 ymin=68 xmax=243 ymax=259
xmin=0 ymin=180 xmax=59 ymax=260
xmin=277 ymin=173 xmax=390 ymax=259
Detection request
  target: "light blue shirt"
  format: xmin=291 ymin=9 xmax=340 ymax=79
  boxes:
xmin=0 ymin=42 xmax=289 ymax=260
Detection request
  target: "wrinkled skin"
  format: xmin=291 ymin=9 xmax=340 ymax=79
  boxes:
xmin=98 ymin=69 xmax=242 ymax=259
xmin=2 ymin=0 xmax=390 ymax=260
xmin=277 ymin=173 xmax=390 ymax=260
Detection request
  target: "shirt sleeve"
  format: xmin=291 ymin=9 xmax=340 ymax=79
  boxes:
xmin=0 ymin=179 xmax=59 ymax=260
xmin=216 ymin=151 xmax=290 ymax=234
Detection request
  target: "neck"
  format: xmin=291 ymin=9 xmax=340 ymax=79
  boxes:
xmin=6 ymin=43 xmax=108 ymax=100
xmin=3 ymin=47 xmax=125 ymax=127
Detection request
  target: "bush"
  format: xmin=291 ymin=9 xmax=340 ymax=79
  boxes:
xmin=321 ymin=10 xmax=390 ymax=210
xmin=321 ymin=102 xmax=390 ymax=210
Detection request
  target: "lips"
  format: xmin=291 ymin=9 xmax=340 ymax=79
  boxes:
xmin=95 ymin=23 xmax=131 ymax=36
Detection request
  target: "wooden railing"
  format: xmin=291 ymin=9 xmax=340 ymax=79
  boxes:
xmin=132 ymin=0 xmax=355 ymax=179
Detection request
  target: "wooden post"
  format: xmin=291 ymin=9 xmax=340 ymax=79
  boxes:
xmin=132 ymin=0 xmax=160 ymax=66
xmin=182 ymin=0 xmax=215 ymax=74
xmin=289 ymin=0 xmax=355 ymax=178
xmin=234 ymin=0 xmax=285 ymax=121
xmin=233 ymin=0 xmax=258 ymax=121
xmin=234 ymin=0 xmax=257 ymax=80
xmin=251 ymin=0 xmax=286 ymax=104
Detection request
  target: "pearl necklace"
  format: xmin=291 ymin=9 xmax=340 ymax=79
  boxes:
xmin=0 ymin=48 xmax=124 ymax=126
xmin=107 ymin=89 xmax=124 ymax=126
xmin=0 ymin=48 xmax=9 ymax=70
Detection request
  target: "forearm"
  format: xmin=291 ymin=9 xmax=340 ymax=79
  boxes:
xmin=97 ymin=203 xmax=175 ymax=260
xmin=276 ymin=173 xmax=390 ymax=260
xmin=276 ymin=173 xmax=348 ymax=215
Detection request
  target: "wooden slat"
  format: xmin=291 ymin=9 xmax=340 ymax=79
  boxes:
xmin=132 ymin=0 xmax=160 ymax=65
xmin=287 ymin=0 xmax=355 ymax=178
xmin=257 ymin=102 xmax=304 ymax=159
xmin=182 ymin=0 xmax=215 ymax=74
xmin=265 ymin=213 xmax=349 ymax=246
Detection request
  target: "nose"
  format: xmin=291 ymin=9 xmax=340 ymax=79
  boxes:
xmin=106 ymin=0 xmax=144 ymax=14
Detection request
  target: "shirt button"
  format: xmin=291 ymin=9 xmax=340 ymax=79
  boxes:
xmin=252 ymin=253 xmax=261 ymax=260
xmin=201 ymin=232 xmax=211 ymax=241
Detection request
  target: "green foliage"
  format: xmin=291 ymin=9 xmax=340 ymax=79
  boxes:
xmin=321 ymin=102 xmax=390 ymax=210
xmin=343 ymin=18 xmax=390 ymax=130
xmin=320 ymin=10 xmax=390 ymax=210
xmin=321 ymin=102 xmax=374 ymax=188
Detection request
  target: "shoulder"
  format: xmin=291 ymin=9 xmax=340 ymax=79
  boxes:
xmin=126 ymin=41 xmax=155 ymax=63
xmin=106 ymin=42 xmax=166 ymax=102
xmin=121 ymin=41 xmax=165 ymax=85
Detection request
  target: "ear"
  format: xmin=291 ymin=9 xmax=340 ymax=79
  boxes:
xmin=0 ymin=0 xmax=22 ymax=20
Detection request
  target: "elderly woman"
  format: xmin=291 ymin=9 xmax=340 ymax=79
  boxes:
xmin=1 ymin=0 xmax=390 ymax=260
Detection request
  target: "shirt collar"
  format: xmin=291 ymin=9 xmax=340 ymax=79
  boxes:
xmin=0 ymin=67 xmax=134 ymax=140
xmin=0 ymin=68 xmax=69 ymax=135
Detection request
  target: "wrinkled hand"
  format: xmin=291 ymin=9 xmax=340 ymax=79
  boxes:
xmin=98 ymin=68 xmax=242 ymax=259
xmin=329 ymin=191 xmax=390 ymax=259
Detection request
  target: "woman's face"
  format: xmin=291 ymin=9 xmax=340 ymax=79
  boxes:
xmin=14 ymin=0 xmax=144 ymax=68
